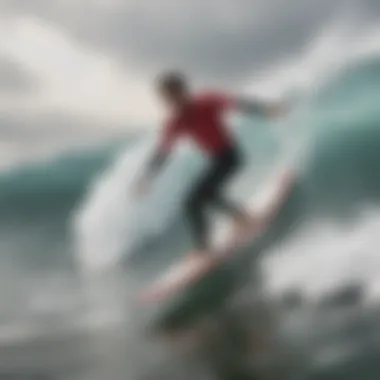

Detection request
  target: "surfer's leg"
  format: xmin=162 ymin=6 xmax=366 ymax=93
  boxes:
xmin=185 ymin=145 xmax=256 ymax=252
xmin=206 ymin=147 xmax=252 ymax=223
xmin=206 ymin=148 xmax=269 ymax=238
xmin=184 ymin=153 xmax=240 ymax=252
xmin=184 ymin=147 xmax=241 ymax=252
xmin=185 ymin=182 xmax=212 ymax=253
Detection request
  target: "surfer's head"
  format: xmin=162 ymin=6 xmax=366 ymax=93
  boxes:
xmin=156 ymin=71 xmax=189 ymax=110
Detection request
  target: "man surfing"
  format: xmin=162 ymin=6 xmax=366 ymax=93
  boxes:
xmin=136 ymin=71 xmax=287 ymax=258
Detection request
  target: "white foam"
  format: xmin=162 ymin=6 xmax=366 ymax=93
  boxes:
xmin=263 ymin=209 xmax=380 ymax=299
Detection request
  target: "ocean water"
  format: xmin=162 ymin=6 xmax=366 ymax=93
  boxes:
xmin=3 ymin=31 xmax=380 ymax=380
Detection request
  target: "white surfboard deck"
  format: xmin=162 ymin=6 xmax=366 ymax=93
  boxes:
xmin=138 ymin=168 xmax=293 ymax=304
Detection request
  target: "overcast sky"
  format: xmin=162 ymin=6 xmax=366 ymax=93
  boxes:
xmin=0 ymin=0 xmax=379 ymax=163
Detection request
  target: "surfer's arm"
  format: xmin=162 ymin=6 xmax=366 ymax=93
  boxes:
xmin=146 ymin=119 xmax=181 ymax=177
xmin=209 ymin=91 xmax=288 ymax=118
xmin=135 ymin=121 xmax=180 ymax=195
xmin=234 ymin=97 xmax=288 ymax=118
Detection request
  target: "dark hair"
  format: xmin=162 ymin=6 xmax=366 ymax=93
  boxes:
xmin=157 ymin=71 xmax=188 ymax=94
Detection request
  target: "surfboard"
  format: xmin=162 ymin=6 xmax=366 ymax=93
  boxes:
xmin=138 ymin=221 xmax=258 ymax=304
xmin=138 ymin=168 xmax=294 ymax=305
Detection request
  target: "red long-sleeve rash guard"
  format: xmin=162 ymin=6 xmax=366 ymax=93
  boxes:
xmin=158 ymin=92 xmax=236 ymax=155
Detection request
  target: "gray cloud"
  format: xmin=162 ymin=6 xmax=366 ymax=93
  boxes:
xmin=0 ymin=0 xmax=379 ymax=164
xmin=6 ymin=0 xmax=380 ymax=86
xmin=0 ymin=111 xmax=127 ymax=144
xmin=0 ymin=56 xmax=39 ymax=94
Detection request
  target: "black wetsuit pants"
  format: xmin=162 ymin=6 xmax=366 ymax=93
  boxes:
xmin=184 ymin=145 xmax=244 ymax=251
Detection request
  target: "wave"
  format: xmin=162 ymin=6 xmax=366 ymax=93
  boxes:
xmin=0 ymin=140 xmax=129 ymax=216
xmin=143 ymin=117 xmax=380 ymax=334
xmin=74 ymin=50 xmax=380 ymax=274
xmin=0 ymin=35 xmax=378 ymax=280
xmin=0 ymin=20 xmax=380 ymax=380
xmin=0 ymin=17 xmax=379 ymax=317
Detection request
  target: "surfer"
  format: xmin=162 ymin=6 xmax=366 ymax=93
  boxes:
xmin=136 ymin=71 xmax=287 ymax=257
